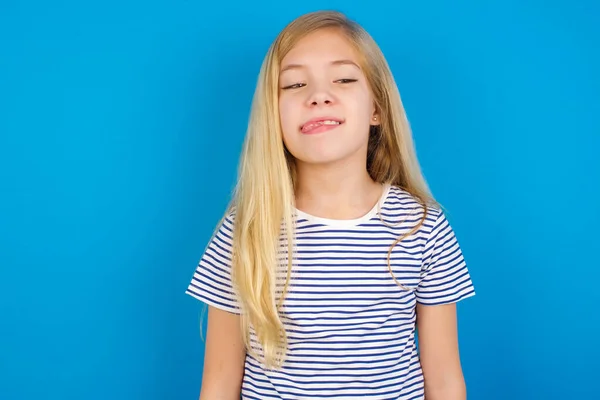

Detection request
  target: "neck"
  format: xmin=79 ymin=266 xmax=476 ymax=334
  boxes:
xmin=294 ymin=159 xmax=384 ymax=220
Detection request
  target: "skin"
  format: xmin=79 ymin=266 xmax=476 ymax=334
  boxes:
xmin=198 ymin=306 xmax=245 ymax=400
xmin=278 ymin=27 xmax=383 ymax=219
xmin=199 ymin=28 xmax=467 ymax=400
xmin=417 ymin=303 xmax=467 ymax=400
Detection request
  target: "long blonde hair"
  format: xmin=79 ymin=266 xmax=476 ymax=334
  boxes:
xmin=226 ymin=10 xmax=437 ymax=368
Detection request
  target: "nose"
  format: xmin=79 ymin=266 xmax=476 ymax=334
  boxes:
xmin=306 ymin=84 xmax=334 ymax=107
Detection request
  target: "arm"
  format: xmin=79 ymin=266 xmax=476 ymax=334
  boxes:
xmin=416 ymin=303 xmax=466 ymax=400
xmin=199 ymin=306 xmax=246 ymax=400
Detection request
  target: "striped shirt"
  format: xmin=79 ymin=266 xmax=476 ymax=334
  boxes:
xmin=186 ymin=184 xmax=475 ymax=399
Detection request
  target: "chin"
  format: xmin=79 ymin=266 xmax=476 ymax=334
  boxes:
xmin=294 ymin=150 xmax=355 ymax=167
xmin=287 ymin=138 xmax=369 ymax=168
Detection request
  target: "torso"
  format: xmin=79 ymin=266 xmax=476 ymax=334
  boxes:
xmin=242 ymin=185 xmax=431 ymax=400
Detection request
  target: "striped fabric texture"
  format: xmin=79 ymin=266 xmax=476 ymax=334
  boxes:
xmin=186 ymin=184 xmax=475 ymax=399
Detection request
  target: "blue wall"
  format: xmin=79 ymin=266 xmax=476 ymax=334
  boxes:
xmin=1 ymin=1 xmax=598 ymax=399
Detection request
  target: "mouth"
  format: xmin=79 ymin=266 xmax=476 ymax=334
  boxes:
xmin=300 ymin=118 xmax=344 ymax=134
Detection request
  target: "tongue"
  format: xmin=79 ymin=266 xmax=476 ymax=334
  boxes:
xmin=303 ymin=121 xmax=333 ymax=133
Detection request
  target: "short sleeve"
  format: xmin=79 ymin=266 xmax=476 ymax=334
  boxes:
xmin=185 ymin=213 xmax=241 ymax=314
xmin=416 ymin=209 xmax=475 ymax=305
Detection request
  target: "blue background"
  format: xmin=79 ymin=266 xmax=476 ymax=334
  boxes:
xmin=1 ymin=0 xmax=598 ymax=399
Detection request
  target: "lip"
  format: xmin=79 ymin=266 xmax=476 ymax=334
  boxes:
xmin=300 ymin=116 xmax=345 ymax=134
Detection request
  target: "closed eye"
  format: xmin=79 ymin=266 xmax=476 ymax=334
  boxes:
xmin=281 ymin=83 xmax=306 ymax=90
xmin=281 ymin=79 xmax=357 ymax=90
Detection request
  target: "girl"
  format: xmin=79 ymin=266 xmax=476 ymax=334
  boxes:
xmin=186 ymin=10 xmax=475 ymax=400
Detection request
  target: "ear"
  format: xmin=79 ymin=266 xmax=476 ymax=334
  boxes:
xmin=370 ymin=110 xmax=381 ymax=126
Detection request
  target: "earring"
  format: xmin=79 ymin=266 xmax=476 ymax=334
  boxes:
xmin=373 ymin=116 xmax=378 ymax=121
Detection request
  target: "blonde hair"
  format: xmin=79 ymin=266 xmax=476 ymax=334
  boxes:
xmin=225 ymin=10 xmax=437 ymax=368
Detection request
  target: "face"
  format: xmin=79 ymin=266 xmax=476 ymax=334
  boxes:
xmin=278 ymin=28 xmax=379 ymax=167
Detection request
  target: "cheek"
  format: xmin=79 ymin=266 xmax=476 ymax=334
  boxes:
xmin=355 ymin=89 xmax=375 ymax=120
xmin=278 ymin=97 xmax=298 ymax=137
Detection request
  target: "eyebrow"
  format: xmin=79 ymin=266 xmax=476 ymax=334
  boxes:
xmin=280 ymin=59 xmax=361 ymax=73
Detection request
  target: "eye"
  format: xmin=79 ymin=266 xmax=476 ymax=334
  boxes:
xmin=335 ymin=78 xmax=358 ymax=84
xmin=281 ymin=83 xmax=306 ymax=90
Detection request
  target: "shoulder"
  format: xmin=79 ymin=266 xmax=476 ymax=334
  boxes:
xmin=202 ymin=207 xmax=237 ymax=255
xmin=216 ymin=206 xmax=237 ymax=232
xmin=383 ymin=185 xmax=443 ymax=233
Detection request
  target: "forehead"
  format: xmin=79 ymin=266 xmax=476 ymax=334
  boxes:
xmin=280 ymin=29 xmax=361 ymax=69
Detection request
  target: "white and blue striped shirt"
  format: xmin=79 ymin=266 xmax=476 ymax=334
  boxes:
xmin=186 ymin=184 xmax=475 ymax=399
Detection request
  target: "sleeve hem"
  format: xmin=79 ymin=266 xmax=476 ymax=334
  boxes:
xmin=185 ymin=288 xmax=242 ymax=315
xmin=416 ymin=288 xmax=476 ymax=306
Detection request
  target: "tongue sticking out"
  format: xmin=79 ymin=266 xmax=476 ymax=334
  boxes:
xmin=301 ymin=120 xmax=342 ymax=134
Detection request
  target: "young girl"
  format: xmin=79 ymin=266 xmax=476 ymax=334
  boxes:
xmin=186 ymin=10 xmax=475 ymax=400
